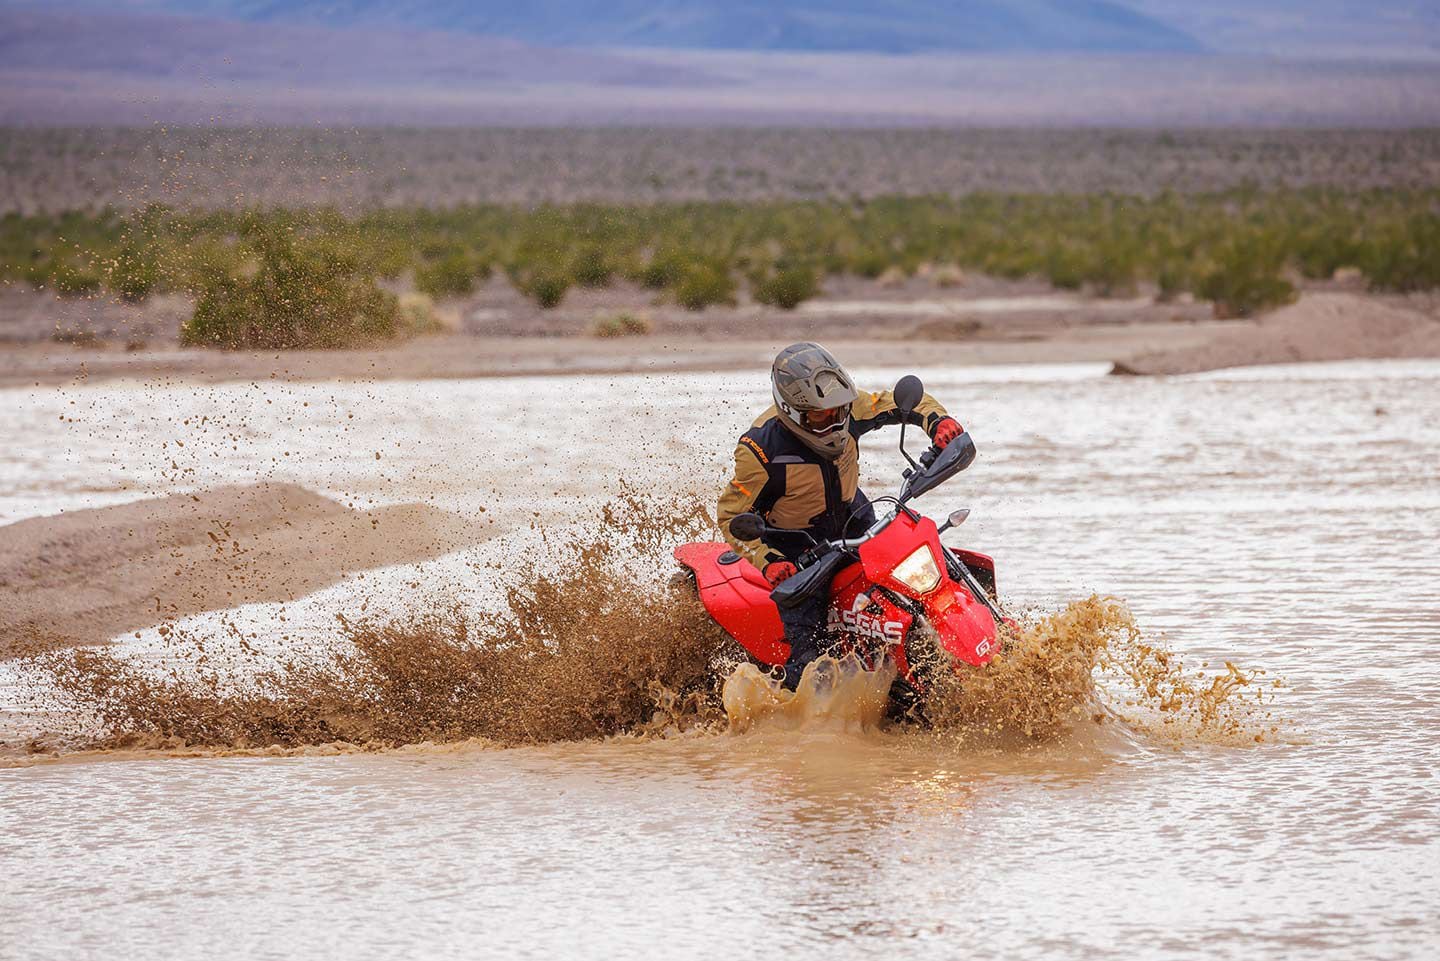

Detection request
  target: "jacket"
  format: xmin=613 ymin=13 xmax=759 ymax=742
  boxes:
xmin=717 ymin=388 xmax=952 ymax=568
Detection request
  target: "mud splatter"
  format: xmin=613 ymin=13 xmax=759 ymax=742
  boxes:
xmin=716 ymin=595 xmax=1278 ymax=745
xmin=16 ymin=488 xmax=733 ymax=753
xmin=721 ymin=653 xmax=897 ymax=735
xmin=922 ymin=595 xmax=1280 ymax=745
xmin=12 ymin=491 xmax=1278 ymax=756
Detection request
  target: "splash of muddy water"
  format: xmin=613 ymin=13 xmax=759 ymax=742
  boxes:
xmin=14 ymin=488 xmax=1272 ymax=755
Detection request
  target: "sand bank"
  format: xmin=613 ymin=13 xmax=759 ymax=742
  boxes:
xmin=1 ymin=325 xmax=1238 ymax=389
xmin=1112 ymin=292 xmax=1440 ymax=376
xmin=0 ymin=483 xmax=475 ymax=656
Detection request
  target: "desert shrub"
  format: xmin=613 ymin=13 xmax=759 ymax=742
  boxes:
xmin=1155 ymin=263 xmax=1191 ymax=302
xmin=933 ymin=264 xmax=966 ymax=288
xmin=10 ymin=189 xmax=1440 ymax=326
xmin=516 ymin=267 xmax=570 ymax=309
xmin=52 ymin=328 xmax=101 ymax=347
xmin=415 ymin=252 xmax=484 ymax=298
xmin=1293 ymin=229 xmax=1363 ymax=281
xmin=592 ymin=312 xmax=652 ymax=337
xmin=847 ymin=248 xmax=891 ymax=279
xmin=674 ymin=261 xmax=736 ymax=310
xmin=875 ymin=266 xmax=908 ymax=288
xmin=570 ymin=245 xmax=614 ymax=288
xmin=50 ymin=262 xmax=102 ymax=297
xmin=396 ymin=292 xmax=452 ymax=336
xmin=1044 ymin=246 xmax=1088 ymax=290
xmin=752 ymin=264 xmax=820 ymax=309
xmin=105 ymin=244 xmax=160 ymax=302
xmin=1195 ymin=237 xmax=1296 ymax=318
xmin=182 ymin=222 xmax=398 ymax=349
xmin=1361 ymin=215 xmax=1440 ymax=292
xmin=21 ymin=260 xmax=50 ymax=289
xmin=1090 ymin=243 xmax=1140 ymax=298
xmin=637 ymin=249 xmax=688 ymax=289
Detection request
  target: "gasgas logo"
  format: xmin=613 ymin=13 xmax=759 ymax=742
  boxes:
xmin=830 ymin=593 xmax=905 ymax=643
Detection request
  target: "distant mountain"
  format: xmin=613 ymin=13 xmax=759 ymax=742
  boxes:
xmin=17 ymin=0 xmax=1206 ymax=54
xmin=1126 ymin=1 xmax=1440 ymax=59
xmin=5 ymin=4 xmax=1439 ymax=127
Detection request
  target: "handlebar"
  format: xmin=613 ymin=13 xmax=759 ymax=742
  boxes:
xmin=797 ymin=509 xmax=895 ymax=567
xmin=795 ymin=443 xmax=948 ymax=568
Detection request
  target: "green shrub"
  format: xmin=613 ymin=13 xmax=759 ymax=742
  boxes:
xmin=848 ymin=248 xmax=890 ymax=278
xmin=638 ymin=249 xmax=688 ymax=289
xmin=517 ymin=267 xmax=570 ymax=309
xmin=51 ymin=262 xmax=103 ymax=297
xmin=1156 ymin=263 xmax=1191 ymax=302
xmin=106 ymin=245 xmax=160 ymax=302
xmin=1362 ymin=216 xmax=1440 ymax=292
xmin=22 ymin=261 xmax=50 ymax=290
xmin=182 ymin=224 xmax=398 ymax=349
xmin=1294 ymin=231 xmax=1362 ymax=281
xmin=1090 ymin=245 xmax=1139 ymax=298
xmin=752 ymin=264 xmax=819 ymax=309
xmin=11 ymin=190 xmax=1440 ymax=329
xmin=570 ymin=245 xmax=614 ymax=288
xmin=1044 ymin=246 xmax=1087 ymax=290
xmin=1195 ymin=238 xmax=1296 ymax=318
xmin=592 ymin=312 xmax=652 ymax=337
xmin=674 ymin=262 xmax=736 ymax=310
xmin=415 ymin=253 xmax=483 ymax=298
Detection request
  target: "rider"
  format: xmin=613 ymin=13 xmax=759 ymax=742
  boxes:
xmin=717 ymin=342 xmax=966 ymax=690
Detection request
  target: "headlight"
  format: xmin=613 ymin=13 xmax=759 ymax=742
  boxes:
xmin=891 ymin=546 xmax=941 ymax=594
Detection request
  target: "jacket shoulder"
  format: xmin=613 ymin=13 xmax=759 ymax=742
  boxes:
xmin=739 ymin=412 xmax=802 ymax=464
xmin=750 ymin=405 xmax=781 ymax=429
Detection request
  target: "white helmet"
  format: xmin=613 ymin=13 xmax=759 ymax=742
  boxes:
xmin=771 ymin=342 xmax=858 ymax=458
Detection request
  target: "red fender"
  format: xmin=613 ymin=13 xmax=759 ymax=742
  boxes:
xmin=673 ymin=543 xmax=789 ymax=666
xmin=858 ymin=513 xmax=1000 ymax=667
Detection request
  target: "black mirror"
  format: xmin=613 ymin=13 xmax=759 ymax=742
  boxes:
xmin=938 ymin=508 xmax=971 ymax=533
xmin=893 ymin=375 xmax=924 ymax=414
xmin=728 ymin=512 xmax=767 ymax=541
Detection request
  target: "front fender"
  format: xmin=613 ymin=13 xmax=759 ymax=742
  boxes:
xmin=924 ymin=583 xmax=1000 ymax=666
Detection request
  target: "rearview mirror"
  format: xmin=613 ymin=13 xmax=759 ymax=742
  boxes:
xmin=938 ymin=508 xmax=970 ymax=534
xmin=893 ymin=375 xmax=924 ymax=415
xmin=728 ymin=512 xmax=767 ymax=541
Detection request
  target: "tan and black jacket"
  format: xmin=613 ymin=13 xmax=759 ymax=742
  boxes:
xmin=717 ymin=389 xmax=952 ymax=568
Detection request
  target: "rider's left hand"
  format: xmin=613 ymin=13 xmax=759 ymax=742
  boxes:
xmin=932 ymin=416 xmax=963 ymax=449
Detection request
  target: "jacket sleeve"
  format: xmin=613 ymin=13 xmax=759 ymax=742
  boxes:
xmin=717 ymin=441 xmax=786 ymax=570
xmin=850 ymin=389 xmax=954 ymax=438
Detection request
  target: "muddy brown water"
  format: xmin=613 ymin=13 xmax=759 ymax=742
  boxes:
xmin=2 ymin=361 xmax=1438 ymax=960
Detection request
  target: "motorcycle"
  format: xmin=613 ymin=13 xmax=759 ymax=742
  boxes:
xmin=673 ymin=375 xmax=1006 ymax=712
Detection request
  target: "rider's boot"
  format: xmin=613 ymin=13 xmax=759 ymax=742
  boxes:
xmin=777 ymin=593 xmax=827 ymax=691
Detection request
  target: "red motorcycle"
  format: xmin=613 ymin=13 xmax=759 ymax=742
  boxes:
xmin=674 ymin=376 xmax=1006 ymax=711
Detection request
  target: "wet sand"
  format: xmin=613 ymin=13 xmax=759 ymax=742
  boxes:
xmin=0 ymin=483 xmax=475 ymax=656
xmin=6 ymin=280 xmax=1437 ymax=386
xmin=1113 ymin=292 xmax=1440 ymax=376
xmin=1 ymin=323 xmax=1242 ymax=388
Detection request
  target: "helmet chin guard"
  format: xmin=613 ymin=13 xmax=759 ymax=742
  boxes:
xmin=771 ymin=342 xmax=858 ymax=458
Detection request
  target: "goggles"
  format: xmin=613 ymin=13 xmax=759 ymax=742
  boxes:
xmin=801 ymin=404 xmax=851 ymax=435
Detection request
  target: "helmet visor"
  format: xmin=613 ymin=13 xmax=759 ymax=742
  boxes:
xmin=801 ymin=404 xmax=851 ymax=435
